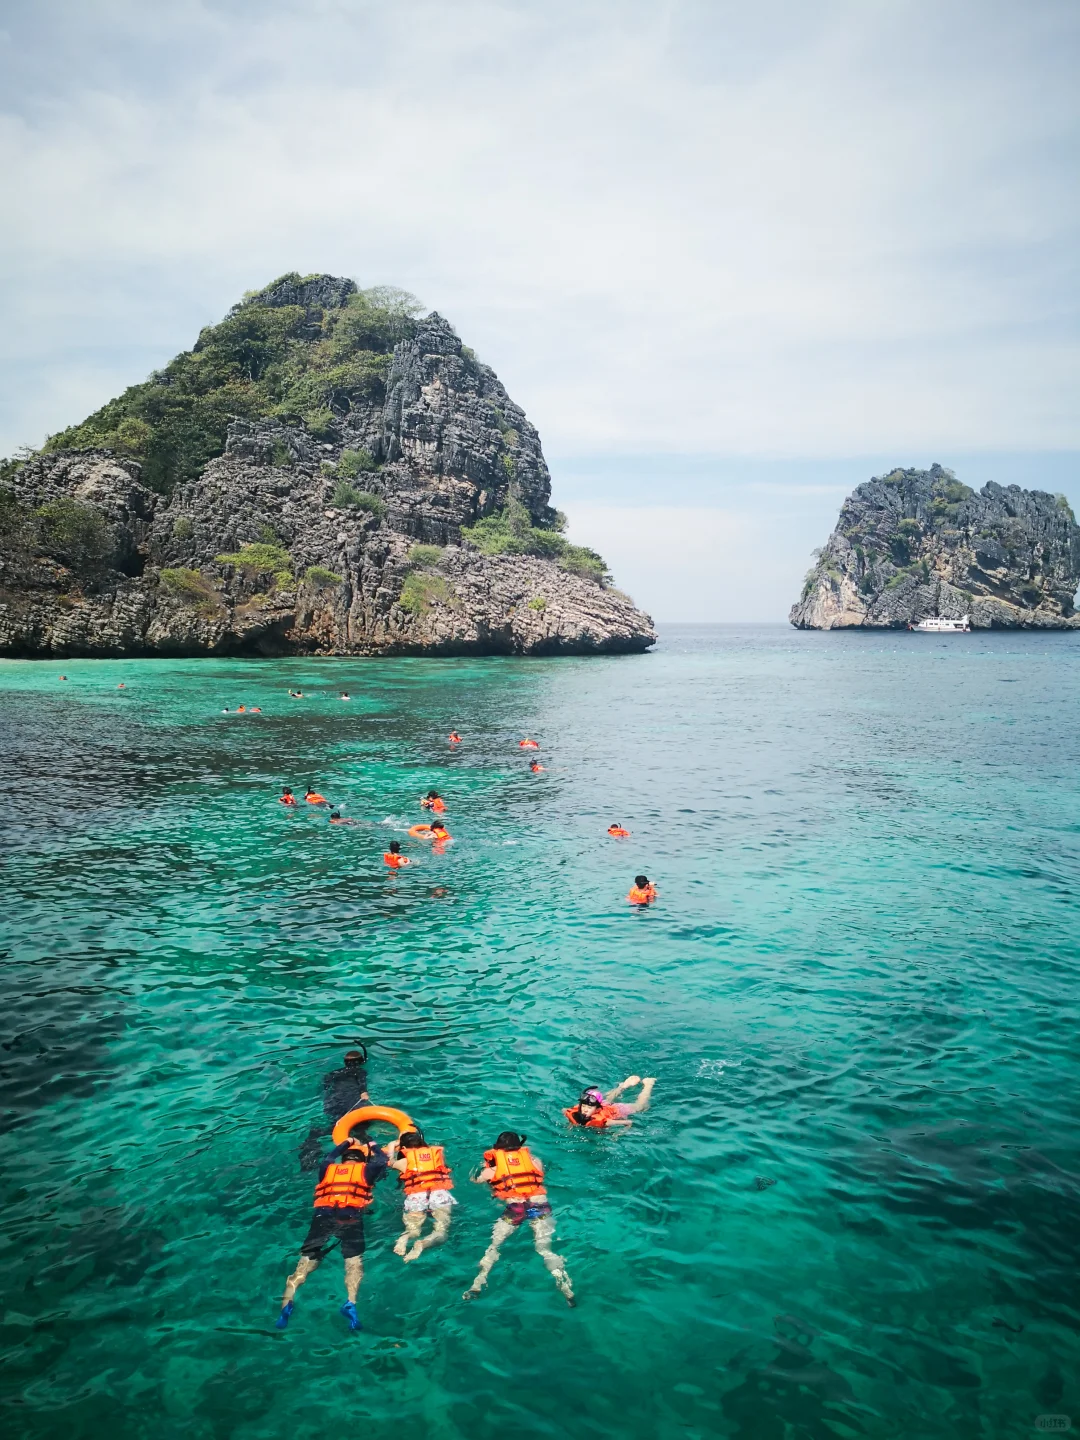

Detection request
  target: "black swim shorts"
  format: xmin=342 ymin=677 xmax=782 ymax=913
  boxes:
xmin=301 ymin=1208 xmax=366 ymax=1260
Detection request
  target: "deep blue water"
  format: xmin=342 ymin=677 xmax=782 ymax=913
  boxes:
xmin=1 ymin=624 xmax=1078 ymax=1439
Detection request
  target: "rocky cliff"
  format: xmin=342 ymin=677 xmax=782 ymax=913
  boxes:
xmin=790 ymin=464 xmax=1080 ymax=630
xmin=0 ymin=275 xmax=655 ymax=657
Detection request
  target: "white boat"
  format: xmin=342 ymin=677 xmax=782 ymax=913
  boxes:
xmin=910 ymin=615 xmax=971 ymax=633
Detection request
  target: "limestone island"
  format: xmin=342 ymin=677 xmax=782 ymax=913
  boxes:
xmin=791 ymin=464 xmax=1080 ymax=630
xmin=0 ymin=274 xmax=655 ymax=657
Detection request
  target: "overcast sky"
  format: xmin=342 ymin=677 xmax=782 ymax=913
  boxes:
xmin=2 ymin=0 xmax=1077 ymax=620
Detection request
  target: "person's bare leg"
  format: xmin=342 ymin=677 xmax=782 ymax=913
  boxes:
xmin=282 ymin=1254 xmax=319 ymax=1307
xmin=344 ymin=1254 xmax=363 ymax=1303
xmin=463 ymin=1217 xmax=514 ymax=1298
xmin=406 ymin=1205 xmax=451 ymax=1262
xmin=626 ymin=1076 xmax=657 ymax=1114
xmin=531 ymin=1213 xmax=574 ymax=1304
xmin=394 ymin=1210 xmax=426 ymax=1257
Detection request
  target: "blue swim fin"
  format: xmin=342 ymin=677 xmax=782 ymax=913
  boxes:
xmin=340 ymin=1300 xmax=362 ymax=1331
xmin=275 ymin=1301 xmax=294 ymax=1330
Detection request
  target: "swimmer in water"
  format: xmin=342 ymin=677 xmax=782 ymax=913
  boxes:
xmin=384 ymin=841 xmax=409 ymax=868
xmin=421 ymin=790 xmax=447 ymax=813
xmin=448 ymin=731 xmax=462 ymax=744
xmin=250 ymin=706 xmax=262 ymax=713
xmin=628 ymin=875 xmax=657 ymax=906
xmin=117 ymin=683 xmax=126 ymax=689
xmin=277 ymin=1128 xmax=389 ymax=1332
xmin=280 ymin=788 xmax=297 ymax=806
xmin=518 ymin=738 xmax=539 ymax=750
xmin=564 ymin=1077 xmax=656 ymax=1128
xmin=329 ymin=812 xmax=346 ymax=825
xmin=236 ymin=705 xmax=247 ymax=713
xmin=288 ymin=689 xmax=305 ymax=698
xmin=529 ymin=760 xmax=545 ymax=773
xmin=305 ymin=788 xmax=328 ymax=805
xmin=464 ymin=1132 xmax=573 ymax=1305
xmin=430 ymin=820 xmax=450 ymax=843
xmin=388 ymin=1130 xmax=455 ymax=1262
xmin=59 ymin=675 xmax=67 ymax=681
xmin=607 ymin=824 xmax=630 ymax=837
xmin=340 ymin=692 xmax=350 ymax=700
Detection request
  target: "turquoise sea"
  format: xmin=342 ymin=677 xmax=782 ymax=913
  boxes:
xmin=1 ymin=625 xmax=1079 ymax=1439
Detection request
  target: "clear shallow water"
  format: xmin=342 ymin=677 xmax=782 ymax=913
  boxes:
xmin=1 ymin=624 xmax=1079 ymax=1440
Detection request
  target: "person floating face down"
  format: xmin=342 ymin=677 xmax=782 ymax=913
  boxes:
xmin=387 ymin=1129 xmax=455 ymax=1263
xmin=300 ymin=1048 xmax=371 ymax=1170
xmin=305 ymin=787 xmax=328 ymax=805
xmin=277 ymin=1127 xmax=390 ymax=1332
xmin=628 ymin=875 xmax=657 ymax=905
xmin=421 ymin=790 xmax=447 ymax=813
xmin=565 ymin=1076 xmax=657 ymax=1129
xmin=464 ymin=1132 xmax=574 ymax=1306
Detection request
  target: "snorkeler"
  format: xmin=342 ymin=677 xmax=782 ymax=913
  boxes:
xmin=421 ymin=790 xmax=447 ymax=813
xmin=277 ymin=1127 xmax=389 ymax=1332
xmin=607 ymin=824 xmax=630 ymax=837
xmin=305 ymin=788 xmax=328 ymax=805
xmin=448 ymin=731 xmax=462 ymax=744
xmin=340 ymin=692 xmax=350 ymax=700
xmin=463 ymin=1131 xmax=573 ymax=1305
xmin=384 ymin=841 xmax=410 ymax=869
xmin=299 ymin=1049 xmax=371 ymax=1171
xmin=529 ymin=760 xmax=545 ymax=773
xmin=518 ymin=738 xmax=539 ymax=750
xmin=280 ymin=789 xmax=297 ymax=806
xmin=628 ymin=875 xmax=657 ymax=905
xmin=388 ymin=1130 xmax=455 ymax=1262
xmin=564 ymin=1077 xmax=656 ymax=1128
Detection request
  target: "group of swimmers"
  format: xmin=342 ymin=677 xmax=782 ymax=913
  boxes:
xmin=277 ymin=732 xmax=658 ymax=905
xmin=277 ymin=1049 xmax=658 ymax=1331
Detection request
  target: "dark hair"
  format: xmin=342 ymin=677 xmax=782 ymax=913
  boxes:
xmin=426 ymin=790 xmax=439 ymax=799
xmin=388 ymin=841 xmax=401 ymax=853
xmin=494 ymin=1130 xmax=525 ymax=1150
xmin=344 ymin=1048 xmax=366 ymax=1065
xmin=330 ymin=811 xmax=340 ymax=819
xmin=635 ymin=875 xmax=649 ymax=887
xmin=398 ymin=1129 xmax=426 ymax=1150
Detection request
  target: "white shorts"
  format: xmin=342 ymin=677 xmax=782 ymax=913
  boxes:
xmin=403 ymin=1189 xmax=456 ymax=1213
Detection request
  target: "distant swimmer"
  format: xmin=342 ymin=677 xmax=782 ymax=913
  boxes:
xmin=340 ymin=692 xmax=350 ymax=700
xmin=250 ymin=706 xmax=262 ymax=713
xmin=463 ymin=1131 xmax=573 ymax=1305
xmin=329 ymin=812 xmax=348 ymax=825
xmin=276 ymin=1128 xmax=389 ymax=1332
xmin=421 ymin=790 xmax=447 ymax=813
xmin=384 ymin=841 xmax=410 ymax=869
xmin=564 ymin=1077 xmax=656 ymax=1129
xmin=305 ymin=788 xmax=328 ymax=805
xmin=389 ymin=1129 xmax=455 ymax=1262
xmin=59 ymin=675 xmax=67 ymax=681
xmin=236 ymin=705 xmax=247 ymax=713
xmin=518 ymin=738 xmax=539 ymax=750
xmin=409 ymin=820 xmax=450 ymax=841
xmin=529 ymin=760 xmax=545 ymax=773
xmin=608 ymin=824 xmax=630 ymax=837
xmin=288 ymin=689 xmax=305 ymax=698
xmin=280 ymin=789 xmax=297 ymax=806
xmin=628 ymin=875 xmax=657 ymax=906
xmin=222 ymin=708 xmax=230 ymax=713
xmin=448 ymin=731 xmax=462 ymax=744
xmin=117 ymin=683 xmax=126 ymax=689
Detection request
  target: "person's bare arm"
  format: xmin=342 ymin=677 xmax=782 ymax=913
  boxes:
xmin=471 ymin=1165 xmax=496 ymax=1184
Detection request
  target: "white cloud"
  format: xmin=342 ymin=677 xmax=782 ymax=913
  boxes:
xmin=1 ymin=1 xmax=1078 ymax=522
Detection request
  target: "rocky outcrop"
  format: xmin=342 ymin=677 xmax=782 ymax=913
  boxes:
xmin=790 ymin=465 xmax=1080 ymax=629
xmin=0 ymin=284 xmax=655 ymax=657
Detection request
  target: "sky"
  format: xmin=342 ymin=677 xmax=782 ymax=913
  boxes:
xmin=2 ymin=0 xmax=1078 ymax=621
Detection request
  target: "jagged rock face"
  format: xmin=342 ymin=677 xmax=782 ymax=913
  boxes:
xmin=790 ymin=465 xmax=1080 ymax=630
xmin=0 ymin=298 xmax=655 ymax=658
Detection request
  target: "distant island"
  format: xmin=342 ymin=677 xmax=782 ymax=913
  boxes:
xmin=791 ymin=464 xmax=1080 ymax=629
xmin=0 ymin=273 xmax=655 ymax=657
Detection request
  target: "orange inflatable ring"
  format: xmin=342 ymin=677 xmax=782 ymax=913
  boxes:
xmin=408 ymin=823 xmax=433 ymax=837
xmin=332 ymin=1104 xmax=415 ymax=1145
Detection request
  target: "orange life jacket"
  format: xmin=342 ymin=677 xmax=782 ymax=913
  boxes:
xmin=280 ymin=795 xmax=296 ymax=806
xmin=306 ymin=792 xmax=327 ymax=804
xmin=608 ymin=826 xmax=630 ymax=837
xmin=564 ymin=1103 xmax=622 ymax=1128
xmin=628 ymin=885 xmax=655 ymax=904
xmin=384 ymin=852 xmax=409 ymax=868
xmin=428 ymin=797 xmax=447 ymax=813
xmin=313 ymin=1157 xmax=374 ymax=1210
xmin=519 ymin=739 xmax=539 ymax=749
xmin=400 ymin=1145 xmax=452 ymax=1195
xmin=449 ymin=733 xmax=462 ymax=742
xmin=486 ymin=1146 xmax=545 ymax=1201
